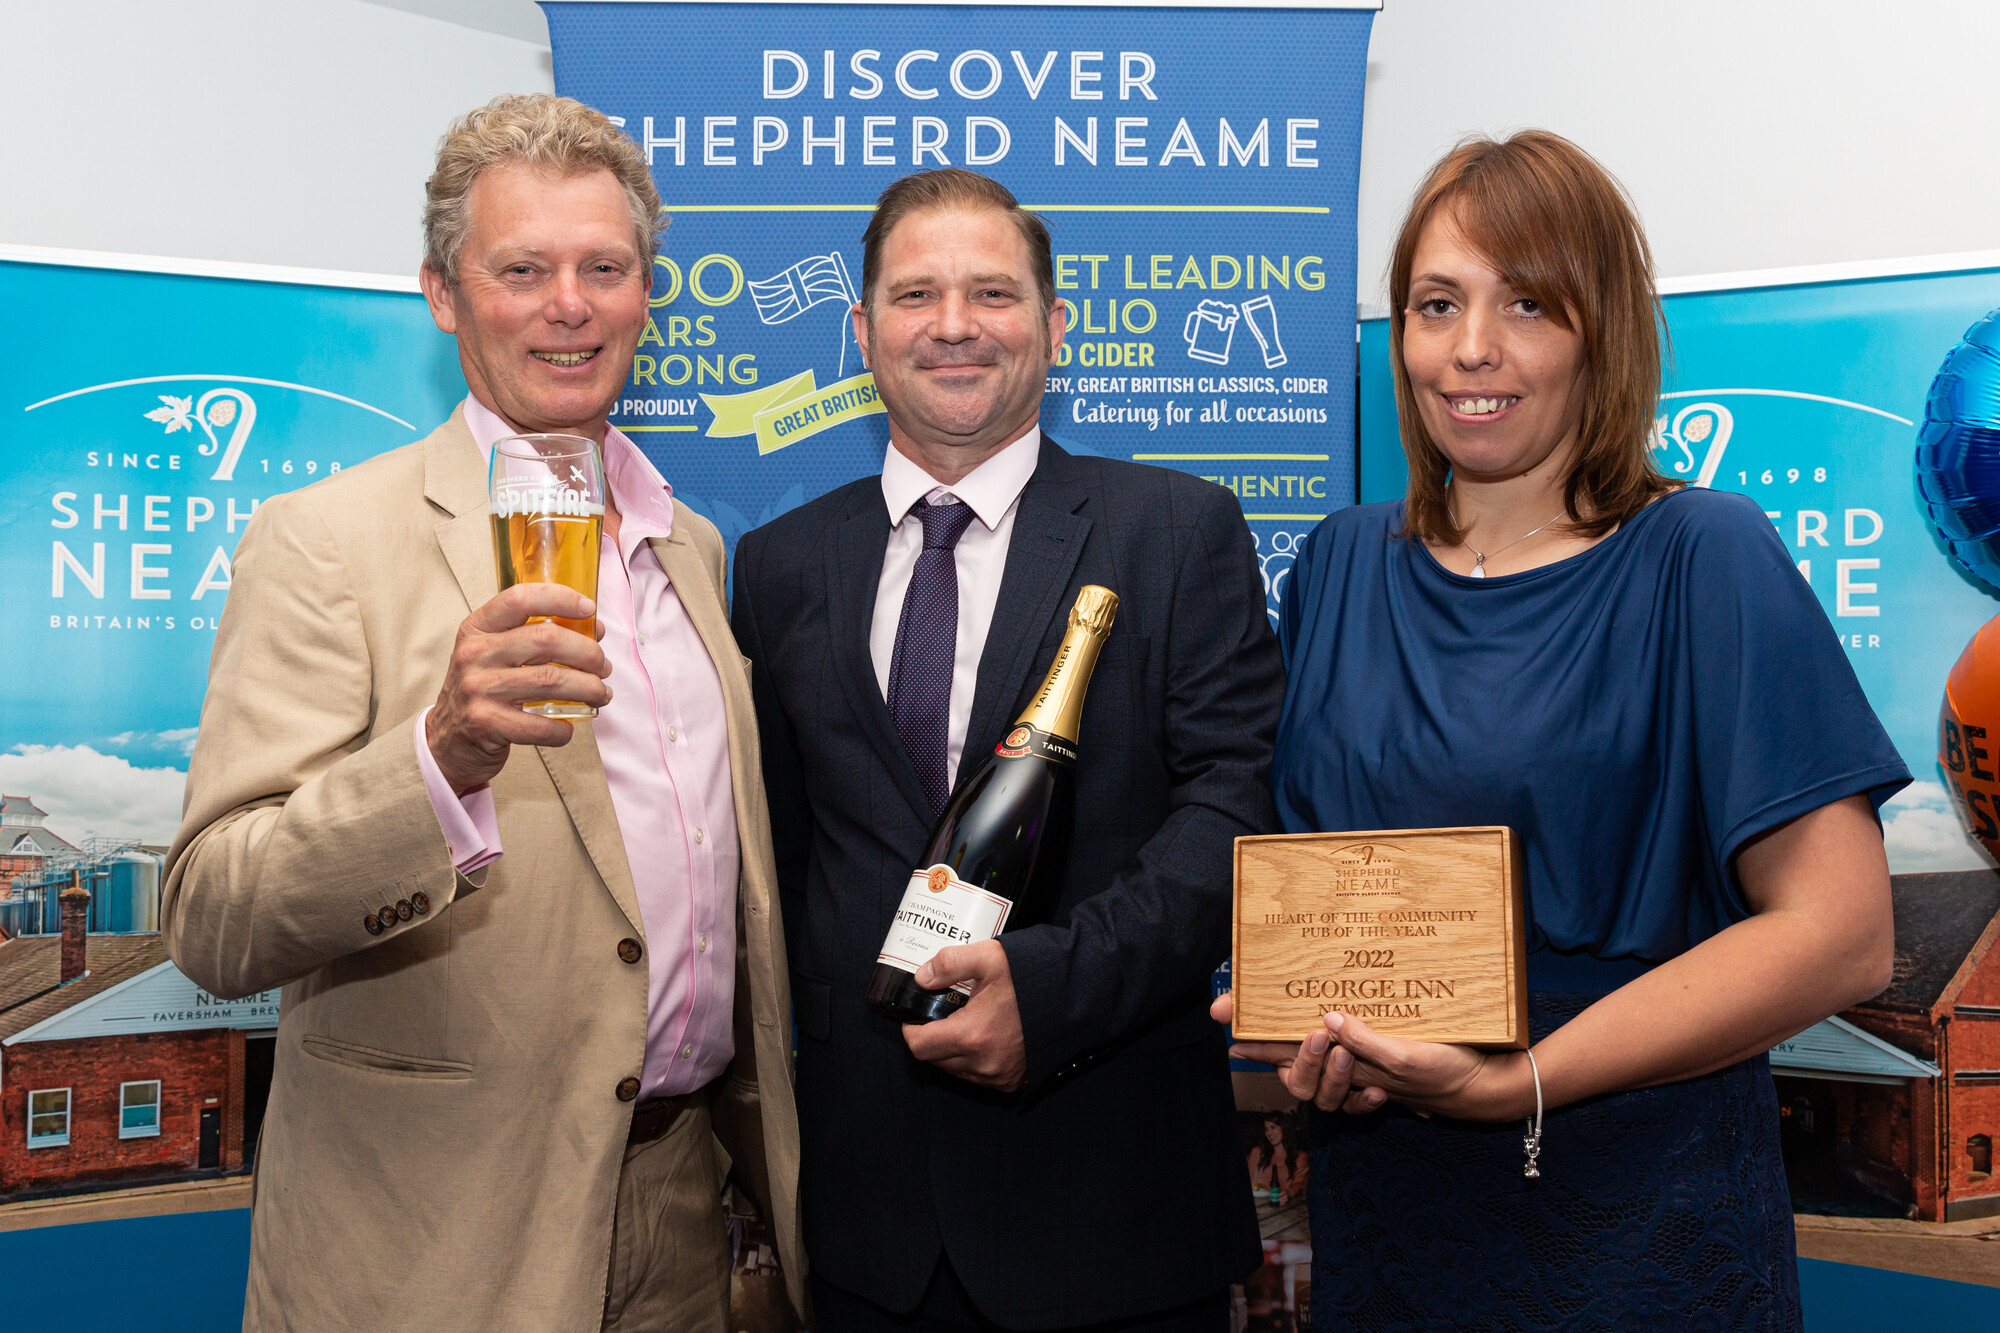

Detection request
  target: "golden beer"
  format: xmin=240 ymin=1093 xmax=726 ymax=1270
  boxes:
xmin=489 ymin=434 xmax=607 ymax=720
xmin=491 ymin=508 xmax=603 ymax=717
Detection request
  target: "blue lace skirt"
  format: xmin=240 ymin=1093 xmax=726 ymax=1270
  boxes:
xmin=1308 ymin=992 xmax=1802 ymax=1332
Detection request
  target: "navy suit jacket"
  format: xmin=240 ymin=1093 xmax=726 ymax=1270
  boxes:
xmin=730 ymin=440 xmax=1281 ymax=1327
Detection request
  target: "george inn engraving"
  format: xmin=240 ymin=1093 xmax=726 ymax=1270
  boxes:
xmin=1230 ymin=827 xmax=1528 ymax=1049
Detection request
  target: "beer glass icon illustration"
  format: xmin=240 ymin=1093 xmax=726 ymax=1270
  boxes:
xmin=1183 ymin=300 xmax=1240 ymax=365
xmin=1239 ymin=296 xmax=1287 ymax=369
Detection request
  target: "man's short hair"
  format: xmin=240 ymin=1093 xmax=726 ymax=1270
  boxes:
xmin=424 ymin=93 xmax=663 ymax=285
xmin=859 ymin=169 xmax=1056 ymax=325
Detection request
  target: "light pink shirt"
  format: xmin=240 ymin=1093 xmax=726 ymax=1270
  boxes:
xmin=868 ymin=428 xmax=1041 ymax=789
xmin=415 ymin=397 xmax=738 ymax=1098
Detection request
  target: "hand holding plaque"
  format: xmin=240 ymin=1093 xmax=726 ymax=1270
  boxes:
xmin=1231 ymin=827 xmax=1528 ymax=1049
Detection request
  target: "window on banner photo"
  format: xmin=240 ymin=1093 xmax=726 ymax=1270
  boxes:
xmin=120 ymin=1080 xmax=163 ymax=1139
xmin=27 ymin=1088 xmax=71 ymax=1148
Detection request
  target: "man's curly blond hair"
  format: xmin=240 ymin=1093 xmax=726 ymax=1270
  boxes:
xmin=423 ymin=94 xmax=664 ymax=285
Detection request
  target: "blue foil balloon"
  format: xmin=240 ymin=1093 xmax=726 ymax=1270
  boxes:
xmin=1918 ymin=309 xmax=2000 ymax=594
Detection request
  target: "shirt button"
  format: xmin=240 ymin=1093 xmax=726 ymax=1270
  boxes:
xmin=638 ymin=633 xmax=646 ymax=645
xmin=667 ymin=726 xmax=678 ymax=742
xmin=679 ymin=1044 xmax=694 ymax=1060
xmin=693 ymin=827 xmax=704 ymax=844
xmin=698 ymin=935 xmax=708 ymax=953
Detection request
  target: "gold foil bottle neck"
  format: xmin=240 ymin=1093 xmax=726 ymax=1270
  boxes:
xmin=1013 ymin=586 xmax=1121 ymax=745
xmin=1068 ymin=585 xmax=1120 ymax=637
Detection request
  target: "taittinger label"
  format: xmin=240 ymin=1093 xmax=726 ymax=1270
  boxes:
xmin=877 ymin=864 xmax=1014 ymax=994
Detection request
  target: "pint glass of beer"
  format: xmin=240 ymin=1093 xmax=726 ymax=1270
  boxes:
xmin=489 ymin=434 xmax=606 ymax=719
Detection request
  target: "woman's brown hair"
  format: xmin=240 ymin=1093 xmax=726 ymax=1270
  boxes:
xmin=1389 ymin=131 xmax=1676 ymax=544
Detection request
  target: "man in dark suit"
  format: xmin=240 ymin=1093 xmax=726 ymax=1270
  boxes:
xmin=731 ymin=168 xmax=1284 ymax=1332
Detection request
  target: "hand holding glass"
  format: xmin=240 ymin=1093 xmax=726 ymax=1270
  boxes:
xmin=489 ymin=434 xmax=605 ymax=719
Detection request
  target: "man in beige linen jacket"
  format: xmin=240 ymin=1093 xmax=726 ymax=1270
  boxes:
xmin=164 ymin=95 xmax=800 ymax=1332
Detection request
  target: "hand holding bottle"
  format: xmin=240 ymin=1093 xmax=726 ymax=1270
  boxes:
xmin=900 ymin=940 xmax=1027 ymax=1090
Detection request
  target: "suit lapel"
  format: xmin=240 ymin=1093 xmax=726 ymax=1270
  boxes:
xmin=960 ymin=446 xmax=1093 ymax=780
xmin=533 ymin=725 xmax=644 ymax=937
xmin=644 ymin=519 xmax=732 ymax=689
xmin=424 ymin=408 xmax=644 ymax=937
xmin=425 ymin=409 xmax=500 ymax=616
xmin=829 ymin=487 xmax=933 ymax=822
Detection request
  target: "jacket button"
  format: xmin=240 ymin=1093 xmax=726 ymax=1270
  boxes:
xmin=396 ymin=899 xmax=415 ymax=921
xmin=617 ymin=938 xmax=643 ymax=964
xmin=363 ymin=913 xmax=383 ymax=935
xmin=410 ymin=891 xmax=431 ymax=915
xmin=379 ymin=905 xmax=397 ymax=928
xmin=615 ymin=1077 xmax=641 ymax=1102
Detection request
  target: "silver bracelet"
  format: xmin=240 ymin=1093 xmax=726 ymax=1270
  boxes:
xmin=1522 ymin=1048 xmax=1544 ymax=1179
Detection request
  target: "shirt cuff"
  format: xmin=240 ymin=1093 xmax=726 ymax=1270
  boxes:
xmin=414 ymin=707 xmax=503 ymax=873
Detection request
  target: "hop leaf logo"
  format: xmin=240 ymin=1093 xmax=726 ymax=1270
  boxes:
xmin=206 ymin=396 xmax=238 ymax=428
xmin=144 ymin=395 xmax=196 ymax=434
xmin=1685 ymin=413 xmax=1713 ymax=444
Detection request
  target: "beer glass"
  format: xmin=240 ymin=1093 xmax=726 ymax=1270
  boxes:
xmin=489 ymin=434 xmax=605 ymax=719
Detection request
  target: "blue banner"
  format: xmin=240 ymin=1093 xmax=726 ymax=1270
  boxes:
xmin=0 ymin=258 xmax=464 ymax=845
xmin=544 ymin=0 xmax=1374 ymax=620
xmin=1360 ymin=266 xmax=2000 ymax=875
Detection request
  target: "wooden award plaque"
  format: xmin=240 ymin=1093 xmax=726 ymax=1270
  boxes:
xmin=1231 ymin=827 xmax=1528 ymax=1049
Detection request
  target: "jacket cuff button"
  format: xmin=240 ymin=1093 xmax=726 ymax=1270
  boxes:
xmin=364 ymin=914 xmax=383 ymax=935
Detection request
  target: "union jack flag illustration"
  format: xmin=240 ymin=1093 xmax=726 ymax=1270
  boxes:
xmin=749 ymin=252 xmax=857 ymax=325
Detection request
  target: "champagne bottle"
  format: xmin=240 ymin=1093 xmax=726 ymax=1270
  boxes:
xmin=866 ymin=585 xmax=1121 ymax=1024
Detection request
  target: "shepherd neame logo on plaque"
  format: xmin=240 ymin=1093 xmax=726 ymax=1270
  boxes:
xmin=1230 ymin=827 xmax=1528 ymax=1049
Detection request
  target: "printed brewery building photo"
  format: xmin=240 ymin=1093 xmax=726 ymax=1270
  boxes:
xmin=1775 ymin=870 xmax=2000 ymax=1223
xmin=0 ymin=793 xmax=277 ymax=1200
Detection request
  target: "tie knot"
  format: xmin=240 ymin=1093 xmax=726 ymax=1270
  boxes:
xmin=913 ymin=497 xmax=978 ymax=551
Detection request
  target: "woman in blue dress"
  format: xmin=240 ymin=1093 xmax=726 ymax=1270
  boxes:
xmin=1216 ymin=131 xmax=1909 ymax=1331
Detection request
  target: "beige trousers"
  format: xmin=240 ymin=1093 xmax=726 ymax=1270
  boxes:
xmin=600 ymin=1101 xmax=730 ymax=1333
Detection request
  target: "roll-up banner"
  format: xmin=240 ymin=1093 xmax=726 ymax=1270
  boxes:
xmin=543 ymin=7 xmax=1372 ymax=1323
xmin=0 ymin=252 xmax=462 ymax=835
xmin=542 ymin=0 xmax=1378 ymax=623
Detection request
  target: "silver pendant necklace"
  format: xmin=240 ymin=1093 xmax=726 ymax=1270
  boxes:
xmin=1463 ymin=511 xmax=1565 ymax=579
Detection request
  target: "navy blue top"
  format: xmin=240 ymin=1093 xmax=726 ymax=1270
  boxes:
xmin=1273 ymin=487 xmax=1910 ymax=990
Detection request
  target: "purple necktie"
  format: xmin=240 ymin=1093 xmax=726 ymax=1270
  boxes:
xmin=887 ymin=497 xmax=979 ymax=813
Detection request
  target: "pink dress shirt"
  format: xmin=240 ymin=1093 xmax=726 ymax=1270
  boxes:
xmin=415 ymin=397 xmax=738 ymax=1098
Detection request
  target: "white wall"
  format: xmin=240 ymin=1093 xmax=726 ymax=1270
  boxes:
xmin=5 ymin=0 xmax=1997 ymax=293
xmin=0 ymin=0 xmax=552 ymax=278
xmin=1357 ymin=0 xmax=2000 ymax=298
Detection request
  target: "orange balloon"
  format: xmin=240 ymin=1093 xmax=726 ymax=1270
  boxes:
xmin=1940 ymin=612 xmax=2000 ymax=858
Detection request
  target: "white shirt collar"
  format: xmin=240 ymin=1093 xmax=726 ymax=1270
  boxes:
xmin=879 ymin=426 xmax=1042 ymax=531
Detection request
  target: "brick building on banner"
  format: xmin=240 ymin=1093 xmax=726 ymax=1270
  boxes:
xmin=1773 ymin=869 xmax=2000 ymax=1222
xmin=0 ymin=851 xmax=279 ymax=1200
